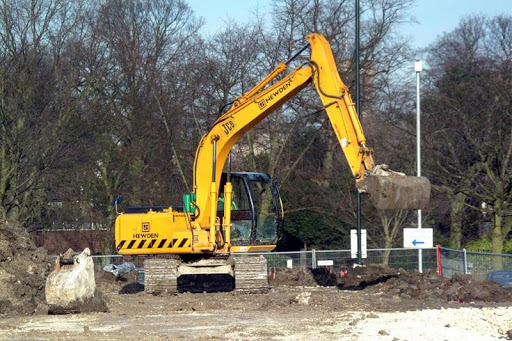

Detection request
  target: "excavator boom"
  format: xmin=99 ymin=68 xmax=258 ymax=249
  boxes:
xmin=192 ymin=33 xmax=430 ymax=219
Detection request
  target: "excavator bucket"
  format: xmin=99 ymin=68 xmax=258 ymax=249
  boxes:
xmin=357 ymin=165 xmax=431 ymax=210
xmin=45 ymin=248 xmax=96 ymax=313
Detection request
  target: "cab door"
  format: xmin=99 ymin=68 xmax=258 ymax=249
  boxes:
xmin=218 ymin=172 xmax=282 ymax=246
xmin=218 ymin=174 xmax=253 ymax=245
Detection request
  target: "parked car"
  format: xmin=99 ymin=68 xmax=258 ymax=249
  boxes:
xmin=487 ymin=270 xmax=512 ymax=287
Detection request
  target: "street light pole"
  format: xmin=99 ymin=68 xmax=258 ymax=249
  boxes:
xmin=355 ymin=0 xmax=362 ymax=265
xmin=414 ymin=60 xmax=423 ymax=273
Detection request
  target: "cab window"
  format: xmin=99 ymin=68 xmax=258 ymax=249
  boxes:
xmin=218 ymin=176 xmax=250 ymax=211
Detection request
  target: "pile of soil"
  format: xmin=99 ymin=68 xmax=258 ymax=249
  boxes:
xmin=337 ymin=265 xmax=512 ymax=303
xmin=0 ymin=220 xmax=51 ymax=316
xmin=269 ymin=267 xmax=338 ymax=287
xmin=270 ymin=265 xmax=512 ymax=304
xmin=337 ymin=264 xmax=400 ymax=289
xmin=269 ymin=265 xmax=396 ymax=288
xmin=370 ymin=270 xmax=512 ymax=303
xmin=269 ymin=268 xmax=318 ymax=286
xmin=0 ymin=219 xmax=110 ymax=316
xmin=96 ymin=269 xmax=142 ymax=295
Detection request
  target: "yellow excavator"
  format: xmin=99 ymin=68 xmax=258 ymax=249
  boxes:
xmin=112 ymin=33 xmax=430 ymax=293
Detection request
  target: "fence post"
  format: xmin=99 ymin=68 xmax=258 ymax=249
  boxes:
xmin=300 ymin=250 xmax=307 ymax=268
xmin=463 ymin=248 xmax=468 ymax=275
xmin=312 ymin=249 xmax=316 ymax=269
xmin=436 ymin=244 xmax=443 ymax=277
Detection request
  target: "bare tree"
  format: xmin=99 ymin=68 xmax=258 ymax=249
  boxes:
xmin=0 ymin=0 xmax=88 ymax=224
xmin=424 ymin=15 xmax=512 ymax=263
xmin=88 ymin=0 xmax=202 ymax=206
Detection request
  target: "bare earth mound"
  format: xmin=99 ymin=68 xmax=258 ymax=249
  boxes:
xmin=337 ymin=264 xmax=400 ymax=289
xmin=0 ymin=220 xmax=108 ymax=316
xmin=269 ymin=267 xmax=338 ymax=287
xmin=270 ymin=265 xmax=512 ymax=304
xmin=367 ymin=270 xmax=512 ymax=303
xmin=0 ymin=220 xmax=51 ymax=316
xmin=339 ymin=265 xmax=512 ymax=303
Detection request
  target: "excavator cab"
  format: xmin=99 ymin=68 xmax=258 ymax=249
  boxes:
xmin=218 ymin=172 xmax=283 ymax=248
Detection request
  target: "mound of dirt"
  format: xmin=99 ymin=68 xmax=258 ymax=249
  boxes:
xmin=0 ymin=220 xmax=52 ymax=316
xmin=338 ymin=264 xmax=400 ymax=289
xmin=96 ymin=269 xmax=142 ymax=295
xmin=272 ymin=265 xmax=512 ymax=304
xmin=336 ymin=265 xmax=512 ymax=303
xmin=269 ymin=268 xmax=317 ymax=286
xmin=372 ymin=270 xmax=512 ymax=303
xmin=269 ymin=268 xmax=338 ymax=287
xmin=0 ymin=220 xmax=110 ymax=316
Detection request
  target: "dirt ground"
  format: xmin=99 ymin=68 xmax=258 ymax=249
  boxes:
xmin=0 ymin=221 xmax=51 ymax=315
xmin=1 ymin=221 xmax=512 ymax=340
xmin=1 ymin=265 xmax=512 ymax=340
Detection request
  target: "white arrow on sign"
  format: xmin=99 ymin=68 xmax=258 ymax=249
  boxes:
xmin=403 ymin=228 xmax=433 ymax=249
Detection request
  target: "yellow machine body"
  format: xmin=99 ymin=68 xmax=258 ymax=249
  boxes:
xmin=115 ymin=208 xmax=276 ymax=255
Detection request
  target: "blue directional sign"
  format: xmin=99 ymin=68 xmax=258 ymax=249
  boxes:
xmin=403 ymin=228 xmax=433 ymax=249
xmin=412 ymin=239 xmax=424 ymax=246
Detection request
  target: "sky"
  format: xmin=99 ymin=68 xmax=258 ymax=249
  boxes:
xmin=188 ymin=0 xmax=512 ymax=48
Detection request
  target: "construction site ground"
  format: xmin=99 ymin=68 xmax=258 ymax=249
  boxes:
xmin=2 ymin=223 xmax=512 ymax=340
xmin=1 ymin=267 xmax=512 ymax=341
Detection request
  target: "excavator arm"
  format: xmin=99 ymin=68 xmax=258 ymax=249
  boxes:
xmin=191 ymin=33 xmax=430 ymax=230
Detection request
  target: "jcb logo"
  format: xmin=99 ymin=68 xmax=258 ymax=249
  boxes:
xmin=258 ymin=100 xmax=266 ymax=110
xmin=222 ymin=120 xmax=235 ymax=136
xmin=142 ymin=222 xmax=150 ymax=232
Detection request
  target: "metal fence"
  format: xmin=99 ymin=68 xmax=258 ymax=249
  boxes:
xmin=233 ymin=248 xmax=437 ymax=272
xmin=86 ymin=247 xmax=512 ymax=283
xmin=89 ymin=248 xmax=438 ymax=273
xmin=439 ymin=247 xmax=512 ymax=281
xmin=84 ymin=246 xmax=512 ymax=287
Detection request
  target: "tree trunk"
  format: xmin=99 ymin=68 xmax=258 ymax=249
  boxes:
xmin=491 ymin=201 xmax=504 ymax=270
xmin=0 ymin=124 xmax=7 ymax=207
xmin=449 ymin=192 xmax=466 ymax=249
xmin=379 ymin=210 xmax=408 ymax=265
xmin=319 ymin=129 xmax=335 ymax=188
xmin=381 ymin=237 xmax=393 ymax=265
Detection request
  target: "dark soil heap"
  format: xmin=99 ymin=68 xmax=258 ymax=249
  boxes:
xmin=269 ymin=267 xmax=339 ymax=287
xmin=339 ymin=265 xmax=512 ymax=303
xmin=269 ymin=268 xmax=318 ymax=287
xmin=337 ymin=264 xmax=400 ymax=289
xmin=96 ymin=270 xmax=142 ymax=295
xmin=369 ymin=270 xmax=512 ymax=303
xmin=270 ymin=265 xmax=512 ymax=304
xmin=0 ymin=220 xmax=52 ymax=316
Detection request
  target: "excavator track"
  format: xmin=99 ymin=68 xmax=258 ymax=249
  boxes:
xmin=143 ymin=255 xmax=269 ymax=294
xmin=144 ymin=257 xmax=180 ymax=294
xmin=234 ymin=255 xmax=269 ymax=294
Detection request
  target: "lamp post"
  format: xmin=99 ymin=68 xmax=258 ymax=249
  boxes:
xmin=355 ymin=0 xmax=362 ymax=265
xmin=414 ymin=60 xmax=423 ymax=273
